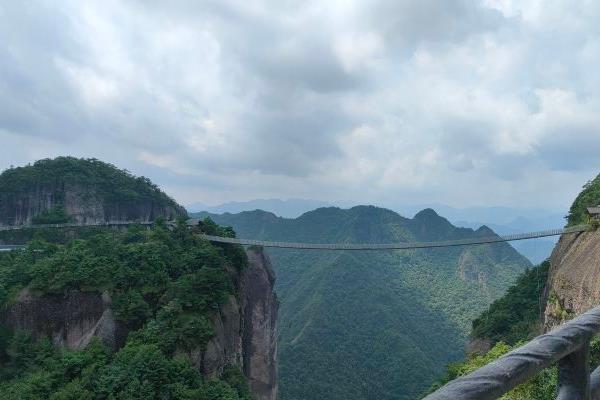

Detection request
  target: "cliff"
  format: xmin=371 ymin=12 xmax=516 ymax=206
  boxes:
xmin=0 ymin=247 xmax=278 ymax=400
xmin=196 ymin=206 xmax=531 ymax=400
xmin=194 ymin=247 xmax=278 ymax=400
xmin=0 ymin=157 xmax=186 ymax=226
xmin=543 ymin=229 xmax=600 ymax=330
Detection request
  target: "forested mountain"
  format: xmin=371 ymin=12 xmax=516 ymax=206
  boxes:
xmin=0 ymin=221 xmax=279 ymax=399
xmin=430 ymin=172 xmax=600 ymax=400
xmin=194 ymin=206 xmax=531 ymax=400
xmin=566 ymin=173 xmax=600 ymax=226
xmin=0 ymin=157 xmax=186 ymax=226
xmin=0 ymin=159 xmax=278 ymax=400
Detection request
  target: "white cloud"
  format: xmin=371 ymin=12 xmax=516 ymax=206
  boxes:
xmin=0 ymin=0 xmax=598 ymax=210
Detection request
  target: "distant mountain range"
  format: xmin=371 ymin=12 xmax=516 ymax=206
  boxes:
xmin=193 ymin=206 xmax=531 ymax=400
xmin=188 ymin=199 xmax=564 ymax=263
xmin=186 ymin=198 xmax=332 ymax=218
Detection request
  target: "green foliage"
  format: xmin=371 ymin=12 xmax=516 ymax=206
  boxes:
xmin=194 ymin=206 xmax=531 ymax=400
xmin=471 ymin=261 xmax=549 ymax=345
xmin=0 ymin=224 xmax=251 ymax=399
xmin=0 ymin=157 xmax=184 ymax=225
xmin=430 ymin=259 xmax=600 ymax=400
xmin=0 ymin=334 xmax=250 ymax=400
xmin=431 ymin=336 xmax=600 ymax=400
xmin=426 ymin=341 xmax=558 ymax=400
xmin=31 ymin=206 xmax=71 ymax=225
xmin=567 ymin=173 xmax=600 ymax=226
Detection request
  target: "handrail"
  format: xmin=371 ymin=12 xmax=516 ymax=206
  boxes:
xmin=198 ymin=224 xmax=588 ymax=250
xmin=424 ymin=306 xmax=600 ymax=400
xmin=0 ymin=221 xmax=154 ymax=231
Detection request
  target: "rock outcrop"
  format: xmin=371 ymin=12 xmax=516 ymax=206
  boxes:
xmin=0 ymin=248 xmax=278 ymax=400
xmin=195 ymin=248 xmax=278 ymax=400
xmin=242 ymin=248 xmax=279 ymax=400
xmin=0 ymin=289 xmax=127 ymax=350
xmin=0 ymin=183 xmax=185 ymax=226
xmin=544 ymin=229 xmax=600 ymax=330
xmin=0 ymin=157 xmax=186 ymax=226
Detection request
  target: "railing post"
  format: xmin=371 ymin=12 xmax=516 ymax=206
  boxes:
xmin=557 ymin=341 xmax=590 ymax=400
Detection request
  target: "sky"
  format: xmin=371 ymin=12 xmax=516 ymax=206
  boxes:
xmin=0 ymin=0 xmax=599 ymax=211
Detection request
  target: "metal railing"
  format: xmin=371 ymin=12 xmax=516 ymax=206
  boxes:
xmin=424 ymin=306 xmax=600 ymax=400
xmin=198 ymin=224 xmax=588 ymax=250
xmin=0 ymin=221 xmax=154 ymax=232
xmin=0 ymin=221 xmax=591 ymax=250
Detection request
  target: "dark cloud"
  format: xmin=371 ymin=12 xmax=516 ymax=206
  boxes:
xmin=537 ymin=124 xmax=600 ymax=171
xmin=0 ymin=0 xmax=598 ymax=209
xmin=367 ymin=0 xmax=504 ymax=48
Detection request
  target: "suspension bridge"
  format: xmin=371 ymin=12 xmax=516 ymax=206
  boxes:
xmin=0 ymin=221 xmax=591 ymax=251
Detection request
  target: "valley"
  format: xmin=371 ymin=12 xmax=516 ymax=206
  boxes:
xmin=196 ymin=207 xmax=531 ymax=399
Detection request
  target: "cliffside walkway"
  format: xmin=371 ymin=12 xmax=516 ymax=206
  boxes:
xmin=0 ymin=221 xmax=590 ymax=251
xmin=425 ymin=306 xmax=600 ymax=400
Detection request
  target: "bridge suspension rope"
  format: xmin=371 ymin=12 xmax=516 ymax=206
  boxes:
xmin=0 ymin=221 xmax=590 ymax=251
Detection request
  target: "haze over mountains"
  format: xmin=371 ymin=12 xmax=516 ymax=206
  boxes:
xmin=195 ymin=206 xmax=531 ymax=400
xmin=189 ymin=199 xmax=563 ymax=263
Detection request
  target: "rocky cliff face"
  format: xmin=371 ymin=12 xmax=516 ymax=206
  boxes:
xmin=0 ymin=157 xmax=187 ymax=226
xmin=242 ymin=249 xmax=278 ymax=400
xmin=544 ymin=229 xmax=600 ymax=330
xmin=0 ymin=289 xmax=128 ymax=350
xmin=0 ymin=248 xmax=278 ymax=400
xmin=0 ymin=183 xmax=185 ymax=226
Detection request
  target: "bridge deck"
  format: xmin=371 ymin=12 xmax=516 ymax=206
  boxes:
xmin=0 ymin=221 xmax=590 ymax=251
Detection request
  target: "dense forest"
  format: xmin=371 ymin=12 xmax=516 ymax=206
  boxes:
xmin=0 ymin=157 xmax=176 ymax=205
xmin=0 ymin=220 xmax=250 ymax=399
xmin=0 ymin=157 xmax=186 ymax=225
xmin=430 ymin=172 xmax=600 ymax=399
xmin=471 ymin=261 xmax=549 ymax=345
xmin=567 ymin=173 xmax=600 ymax=226
xmin=428 ymin=259 xmax=600 ymax=399
xmin=196 ymin=206 xmax=531 ymax=400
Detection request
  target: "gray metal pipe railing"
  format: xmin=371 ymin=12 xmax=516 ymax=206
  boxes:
xmin=424 ymin=306 xmax=600 ymax=400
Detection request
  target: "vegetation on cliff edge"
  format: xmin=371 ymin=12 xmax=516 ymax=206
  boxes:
xmin=0 ymin=157 xmax=185 ymax=224
xmin=196 ymin=206 xmax=531 ymax=400
xmin=0 ymin=219 xmax=250 ymax=400
xmin=471 ymin=261 xmax=549 ymax=345
xmin=567 ymin=173 xmax=600 ymax=226
xmin=429 ymin=260 xmax=599 ymax=400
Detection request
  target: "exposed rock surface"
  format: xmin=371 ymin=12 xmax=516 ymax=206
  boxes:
xmin=544 ymin=229 xmax=600 ymax=330
xmin=0 ymin=248 xmax=278 ymax=400
xmin=192 ymin=295 xmax=244 ymax=377
xmin=0 ymin=183 xmax=185 ymax=226
xmin=0 ymin=157 xmax=187 ymax=226
xmin=193 ymin=248 xmax=279 ymax=400
xmin=0 ymin=289 xmax=127 ymax=350
xmin=242 ymin=248 xmax=279 ymax=400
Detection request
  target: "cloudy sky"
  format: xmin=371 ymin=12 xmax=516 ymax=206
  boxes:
xmin=1 ymin=0 xmax=599 ymax=211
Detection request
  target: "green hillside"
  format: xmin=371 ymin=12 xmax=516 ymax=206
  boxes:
xmin=194 ymin=206 xmax=531 ymax=400
xmin=567 ymin=173 xmax=600 ymax=226
xmin=0 ymin=222 xmax=250 ymax=399
xmin=0 ymin=157 xmax=186 ymax=225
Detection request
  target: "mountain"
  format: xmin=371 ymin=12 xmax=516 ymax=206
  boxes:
xmin=452 ymin=219 xmax=560 ymax=265
xmin=430 ymin=172 xmax=600 ymax=400
xmin=0 ymin=159 xmax=278 ymax=400
xmin=544 ymin=174 xmax=600 ymax=328
xmin=189 ymin=199 xmax=564 ymax=264
xmin=419 ymin=206 xmax=565 ymax=265
xmin=0 ymin=157 xmax=186 ymax=226
xmin=187 ymin=198 xmax=333 ymax=218
xmin=194 ymin=206 xmax=531 ymax=400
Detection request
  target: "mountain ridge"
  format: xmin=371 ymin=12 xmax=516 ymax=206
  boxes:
xmin=192 ymin=205 xmax=531 ymax=400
